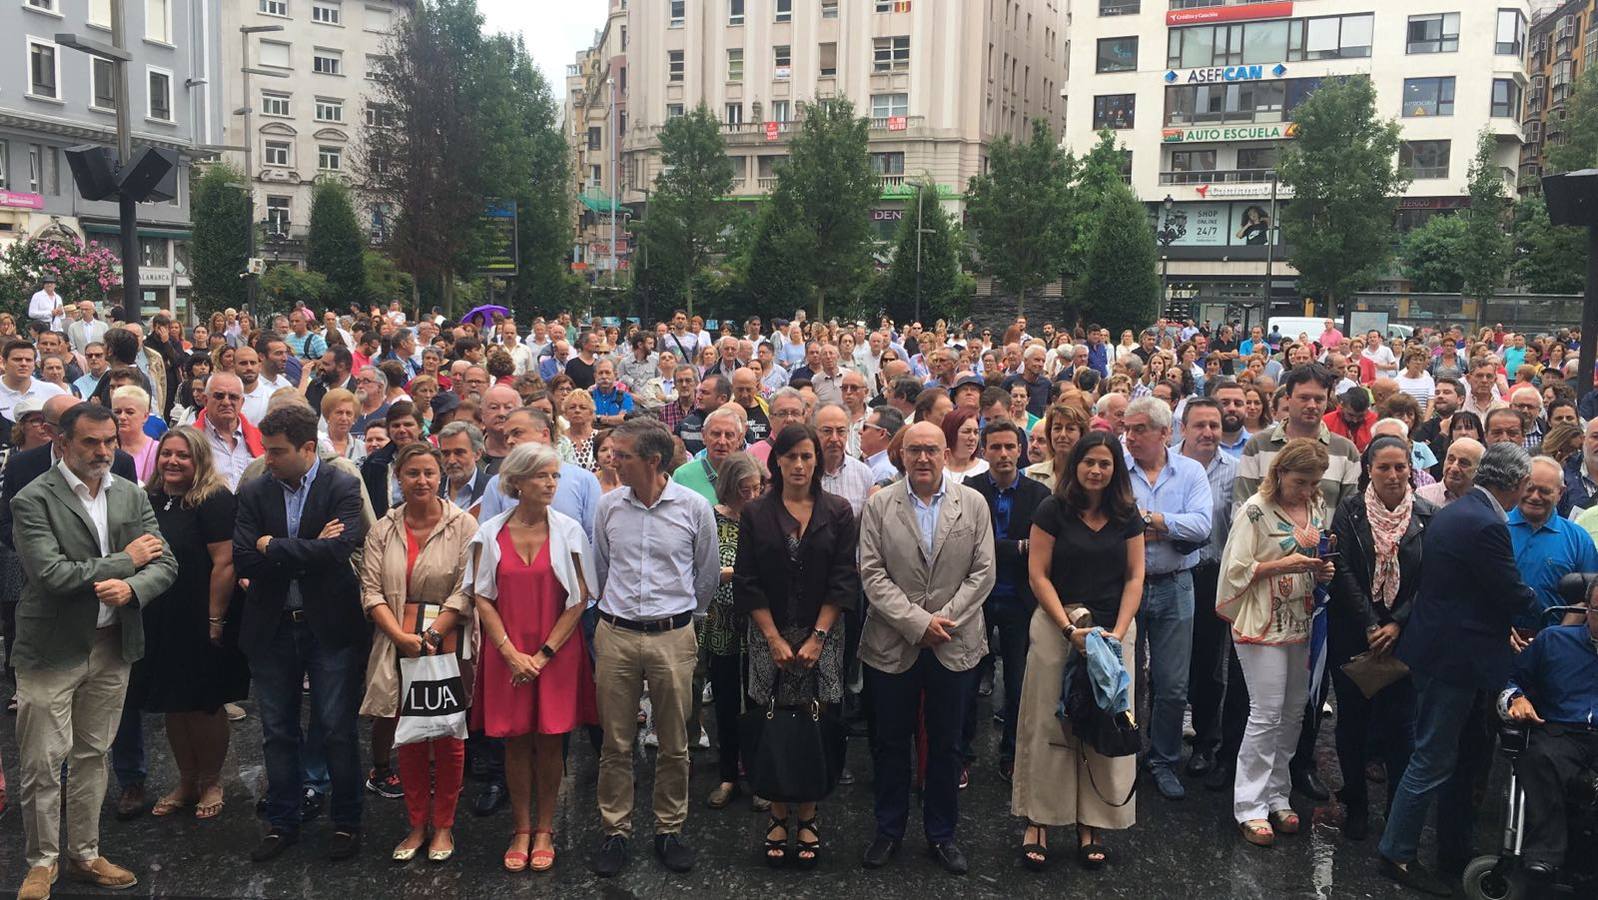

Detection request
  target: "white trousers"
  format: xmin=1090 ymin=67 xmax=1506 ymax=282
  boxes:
xmin=1232 ymin=641 xmax=1309 ymax=824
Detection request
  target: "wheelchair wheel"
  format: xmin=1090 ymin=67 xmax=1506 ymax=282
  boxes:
xmin=1462 ymin=856 xmax=1523 ymax=900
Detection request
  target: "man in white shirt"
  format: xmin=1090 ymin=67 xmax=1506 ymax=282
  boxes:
xmin=590 ymin=418 xmax=718 ymax=879
xmin=27 ymin=276 xmax=63 ymax=330
xmin=498 ymin=321 xmax=533 ymax=375
xmin=861 ymin=406 xmax=905 ymax=483
xmin=1361 ymin=330 xmax=1398 ymax=379
xmin=0 ymin=340 xmax=67 ymax=429
xmin=815 ymin=403 xmax=875 ymax=515
xmin=235 ymin=346 xmax=275 ymax=425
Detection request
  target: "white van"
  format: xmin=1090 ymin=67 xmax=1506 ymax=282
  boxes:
xmin=1267 ymin=317 xmax=1328 ymax=344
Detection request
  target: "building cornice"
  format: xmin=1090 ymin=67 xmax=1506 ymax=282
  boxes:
xmin=0 ymin=108 xmax=192 ymax=156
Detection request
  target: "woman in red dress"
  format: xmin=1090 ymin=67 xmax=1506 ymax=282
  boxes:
xmin=468 ymin=442 xmax=598 ymax=873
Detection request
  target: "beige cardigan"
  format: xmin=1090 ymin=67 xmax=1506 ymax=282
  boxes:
xmin=358 ymin=500 xmax=478 ymax=718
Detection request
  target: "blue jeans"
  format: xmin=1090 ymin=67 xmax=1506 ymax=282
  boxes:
xmin=111 ymin=701 xmax=146 ymax=789
xmin=1378 ymin=673 xmax=1479 ymax=863
xmin=302 ymin=714 xmax=331 ymax=795
xmin=250 ymin=619 xmax=365 ymax=832
xmin=1138 ymin=569 xmax=1194 ymax=771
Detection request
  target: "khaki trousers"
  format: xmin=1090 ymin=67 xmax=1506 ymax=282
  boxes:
xmin=15 ymin=628 xmax=131 ymax=868
xmin=594 ymin=618 xmax=698 ymax=837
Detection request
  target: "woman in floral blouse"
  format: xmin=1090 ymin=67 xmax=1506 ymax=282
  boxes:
xmin=703 ymin=453 xmax=765 ymax=810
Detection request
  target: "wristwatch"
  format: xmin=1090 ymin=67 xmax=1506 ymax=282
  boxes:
xmin=813 ymin=627 xmax=829 ymax=642
xmin=1142 ymin=511 xmax=1155 ymax=529
xmin=423 ymin=628 xmax=444 ymax=650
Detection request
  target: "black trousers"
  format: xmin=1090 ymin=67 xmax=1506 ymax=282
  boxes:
xmin=1216 ymin=639 xmax=1249 ymax=777
xmin=707 ymin=651 xmax=746 ymax=784
xmin=1517 ymin=726 xmax=1598 ymax=868
xmin=867 ymin=651 xmax=975 ymax=845
xmin=1330 ymin=665 xmax=1415 ymax=818
xmin=1188 ymin=564 xmax=1227 ymax=753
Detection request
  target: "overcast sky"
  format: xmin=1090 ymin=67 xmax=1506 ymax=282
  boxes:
xmin=480 ymin=0 xmax=608 ymax=101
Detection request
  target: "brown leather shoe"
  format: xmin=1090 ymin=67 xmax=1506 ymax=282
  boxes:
xmin=16 ymin=864 xmax=56 ymax=900
xmin=64 ymin=857 xmax=136 ymax=890
xmin=115 ymin=785 xmax=147 ymax=821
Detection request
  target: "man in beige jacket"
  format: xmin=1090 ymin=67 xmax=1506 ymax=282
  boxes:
xmin=857 ymin=421 xmax=994 ymax=877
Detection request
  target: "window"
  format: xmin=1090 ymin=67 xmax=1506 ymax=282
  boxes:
xmin=318 ymin=145 xmax=342 ymax=171
xmin=24 ymin=0 xmax=56 ymax=12
xmin=1402 ymin=77 xmax=1455 ymax=117
xmin=1496 ymin=9 xmax=1526 ymax=56
xmin=266 ymin=196 xmax=291 ymax=235
xmin=668 ymin=50 xmax=684 ymax=81
xmin=1236 ymin=146 xmax=1278 ymax=173
xmin=670 ymin=0 xmax=684 ymax=27
xmin=1286 ymin=14 xmax=1373 ymax=61
xmin=1407 ymin=13 xmax=1459 ymax=54
xmin=91 ymin=57 xmax=117 ymax=110
xmin=89 ymin=0 xmax=110 ymax=27
xmin=1093 ymin=93 xmax=1135 ymax=129
xmin=1099 ymin=0 xmax=1139 ymax=14
xmin=315 ymin=98 xmax=343 ymax=122
xmin=1168 ymin=149 xmax=1215 ymax=174
xmin=774 ymin=45 xmax=790 ymax=74
xmin=365 ymin=5 xmax=393 ymax=32
xmin=877 ymin=0 xmax=912 ymax=10
xmin=871 ymin=93 xmax=908 ymax=119
xmin=776 ymin=0 xmax=791 ymax=22
xmin=1400 ymin=140 xmax=1450 ymax=179
xmin=364 ymin=103 xmax=394 ymax=128
xmin=1164 ymin=80 xmax=1287 ymax=125
xmin=728 ymin=0 xmax=743 ymax=26
xmin=819 ymin=42 xmax=837 ymax=77
xmin=725 ymin=102 xmax=743 ymax=125
xmin=264 ymin=140 xmax=291 ymax=166
xmin=587 ymin=126 xmax=602 ymax=150
xmin=262 ymin=91 xmax=290 ymax=116
xmin=146 ymin=0 xmax=170 ymax=43
xmin=0 ymin=140 xmax=7 ymax=190
xmin=871 ymin=152 xmax=905 ymax=176
xmin=822 ymin=0 xmax=837 ymax=17
xmin=667 ymin=103 xmax=685 ymax=118
xmin=1492 ymin=78 xmax=1521 ymax=120
xmin=1096 ymin=36 xmax=1137 ymax=73
xmin=621 ymin=26 xmax=627 ymax=51
xmin=27 ymin=38 xmax=58 ymax=100
xmin=260 ymin=0 xmax=288 ymax=15
xmin=874 ymin=36 xmax=910 ymax=72
xmin=314 ymin=50 xmax=342 ymax=75
xmin=139 ymin=237 xmax=167 ymax=268
xmin=727 ymin=48 xmax=743 ymax=81
xmin=27 ymin=145 xmax=39 ymax=193
xmin=770 ymin=99 xmax=790 ymax=121
xmin=313 ymin=2 xmax=341 ymax=24
xmin=147 ymin=68 xmax=172 ymax=121
xmin=259 ymin=39 xmax=291 ymax=68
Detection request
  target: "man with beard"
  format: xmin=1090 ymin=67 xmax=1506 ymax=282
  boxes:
xmin=236 ymin=346 xmax=275 ymax=425
xmin=1414 ymin=377 xmax=1464 ymax=481
xmin=305 ymin=346 xmax=355 ymax=414
xmin=350 ymin=366 xmax=390 ymax=437
xmin=1209 ymin=380 xmax=1250 ymax=457
xmin=437 ymin=421 xmax=490 ymax=510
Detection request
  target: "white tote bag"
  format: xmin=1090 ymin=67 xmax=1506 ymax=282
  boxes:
xmin=393 ymin=653 xmax=469 ymax=746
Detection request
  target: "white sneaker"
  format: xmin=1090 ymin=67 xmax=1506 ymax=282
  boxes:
xmin=695 ymin=731 xmax=710 ymax=750
xmin=642 ymin=729 xmax=659 ymax=748
xmin=702 ymin=683 xmax=714 ymax=704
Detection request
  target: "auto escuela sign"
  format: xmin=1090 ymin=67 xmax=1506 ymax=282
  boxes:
xmin=1162 ymin=122 xmax=1298 ymax=143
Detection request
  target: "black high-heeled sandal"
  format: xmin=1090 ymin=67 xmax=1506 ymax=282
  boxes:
xmin=764 ymin=815 xmax=789 ymax=867
xmin=1021 ymin=821 xmax=1050 ymax=872
xmin=795 ymin=817 xmax=821 ymax=868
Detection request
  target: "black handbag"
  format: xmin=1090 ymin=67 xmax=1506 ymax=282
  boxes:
xmin=739 ymin=671 xmax=847 ymax=803
xmin=1061 ymin=657 xmax=1141 ymax=759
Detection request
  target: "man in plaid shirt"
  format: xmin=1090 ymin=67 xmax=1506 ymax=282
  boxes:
xmin=659 ymin=365 xmax=699 ymax=434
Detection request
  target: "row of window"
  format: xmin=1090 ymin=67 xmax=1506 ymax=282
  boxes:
xmin=262 ymin=139 xmax=345 ymax=173
xmin=667 ymin=0 xmax=905 ymax=27
xmin=1161 ymin=140 xmax=1455 ymax=182
xmin=25 ymin=38 xmax=174 ymax=122
xmin=1401 ymin=77 xmax=1523 ymax=121
xmin=259 ymin=93 xmax=393 ymax=126
xmin=259 ymin=0 xmax=393 ymax=29
xmin=25 ymin=0 xmax=174 ymax=44
xmin=1090 ymin=77 xmax=1524 ymax=130
xmin=667 ymin=35 xmax=906 ymax=85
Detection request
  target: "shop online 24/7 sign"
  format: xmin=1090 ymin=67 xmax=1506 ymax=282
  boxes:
xmin=1162 ymin=122 xmax=1298 ymax=143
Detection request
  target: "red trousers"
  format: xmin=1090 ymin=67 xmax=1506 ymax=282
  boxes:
xmin=396 ymin=737 xmax=465 ymax=829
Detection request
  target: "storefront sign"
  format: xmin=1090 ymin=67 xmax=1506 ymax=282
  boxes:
xmin=0 ymin=190 xmax=44 ymax=210
xmin=139 ymin=269 xmax=173 ymax=286
xmin=1193 ymin=183 xmax=1294 ymax=200
xmin=765 ymin=121 xmax=779 ymax=141
xmin=1157 ymin=201 xmax=1282 ymax=248
xmin=1167 ymin=1 xmax=1292 ymax=26
xmin=871 ymin=208 xmax=905 ymax=222
xmin=1165 ymin=64 xmax=1286 ymax=84
xmin=1161 ymin=123 xmax=1298 ymax=143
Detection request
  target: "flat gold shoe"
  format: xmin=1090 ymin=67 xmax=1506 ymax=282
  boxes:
xmin=392 ymin=845 xmax=419 ymax=863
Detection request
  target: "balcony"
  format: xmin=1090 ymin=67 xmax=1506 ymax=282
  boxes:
xmin=757 ymin=176 xmax=779 ymax=190
xmin=1159 ymin=168 xmax=1276 ymax=185
xmin=878 ymin=174 xmax=907 ymax=187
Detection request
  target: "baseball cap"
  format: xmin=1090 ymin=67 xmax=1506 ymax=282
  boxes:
xmin=950 ymin=374 xmax=985 ymax=395
xmin=13 ymin=397 xmax=47 ymax=421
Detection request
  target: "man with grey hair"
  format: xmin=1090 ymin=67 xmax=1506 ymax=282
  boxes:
xmin=1379 ymin=441 xmax=1537 ymax=895
xmin=814 ymin=402 xmax=875 ymax=516
xmin=1001 ymin=345 xmax=1050 ymax=419
xmin=1121 ymin=396 xmax=1212 ymax=800
xmin=437 ymin=421 xmax=489 ymax=509
xmin=590 ymin=418 xmax=718 ymax=878
xmin=671 ymin=405 xmax=746 ymax=504
xmin=1095 ymin=391 xmax=1128 ymax=437
xmin=1418 ymin=436 xmax=1484 ymax=507
xmin=1507 ymin=385 xmax=1546 ymax=453
xmin=861 ymin=405 xmax=906 ymax=482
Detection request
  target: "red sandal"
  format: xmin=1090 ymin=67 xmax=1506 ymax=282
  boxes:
xmin=503 ymin=829 xmax=532 ymax=872
xmin=530 ymin=828 xmax=556 ymax=873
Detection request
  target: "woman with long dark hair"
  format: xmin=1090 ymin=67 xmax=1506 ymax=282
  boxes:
xmin=1013 ymin=431 xmax=1146 ymax=870
xmin=734 ymin=424 xmax=860 ymax=866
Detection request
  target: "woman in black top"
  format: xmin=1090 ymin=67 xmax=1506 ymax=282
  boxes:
xmin=1328 ymin=435 xmax=1434 ymax=840
xmin=1011 ymin=431 xmax=1145 ymax=871
xmin=734 ymin=424 xmax=860 ymax=868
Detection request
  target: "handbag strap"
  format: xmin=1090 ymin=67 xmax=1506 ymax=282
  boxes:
xmin=1077 ymin=737 xmax=1137 ymax=808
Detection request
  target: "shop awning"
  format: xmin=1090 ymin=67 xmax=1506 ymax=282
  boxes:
xmin=81 ymin=222 xmax=193 ymax=240
xmin=578 ymin=192 xmax=623 ymax=214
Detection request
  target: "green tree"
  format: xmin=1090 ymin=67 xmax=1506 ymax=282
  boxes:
xmin=1548 ymin=67 xmax=1598 ymax=174
xmin=880 ymin=182 xmax=966 ymax=323
xmin=743 ymin=200 xmax=812 ymax=318
xmin=258 ymin=265 xmax=328 ymax=313
xmin=769 ymin=97 xmax=880 ymax=321
xmin=1461 ymin=131 xmax=1512 ymax=301
xmin=965 ymin=119 xmax=1073 ymax=316
xmin=1277 ymin=76 xmax=1410 ymax=317
xmin=640 ymin=104 xmax=734 ymax=317
xmin=1066 ymin=130 xmax=1128 ymax=280
xmin=1399 ymin=214 xmax=1469 ymax=293
xmin=306 ymin=178 xmax=367 ymax=306
xmin=1510 ymin=194 xmax=1587 ymax=293
xmin=189 ymin=162 xmax=249 ymax=314
xmin=363 ymin=250 xmax=414 ymax=304
xmin=1078 ymin=182 xmax=1160 ymax=337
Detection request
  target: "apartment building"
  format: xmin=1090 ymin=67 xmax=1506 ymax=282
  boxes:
xmin=566 ymin=0 xmax=1067 ymax=278
xmin=1 ymin=0 xmax=222 ymax=317
xmin=220 ymin=0 xmax=408 ymax=265
xmin=565 ymin=0 xmax=629 ymax=278
xmin=1064 ymin=1 xmax=1530 ymax=322
xmin=1520 ymin=0 xmax=1595 ymax=188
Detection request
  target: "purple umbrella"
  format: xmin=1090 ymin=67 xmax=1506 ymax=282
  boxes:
xmin=461 ymin=304 xmax=510 ymax=328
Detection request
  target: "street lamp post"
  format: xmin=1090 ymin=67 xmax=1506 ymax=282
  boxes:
xmin=1156 ymin=194 xmax=1178 ymax=316
xmin=237 ymin=24 xmax=287 ymax=318
xmin=913 ymin=185 xmax=936 ymax=325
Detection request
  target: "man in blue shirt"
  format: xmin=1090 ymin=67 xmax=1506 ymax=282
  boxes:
xmin=1500 ymin=595 xmax=1598 ymax=882
xmin=1122 ymin=396 xmax=1212 ymax=800
xmin=1086 ymin=326 xmax=1110 ymax=377
xmin=1508 ymin=457 xmax=1598 ymax=632
xmin=590 ymin=358 xmax=634 ymax=427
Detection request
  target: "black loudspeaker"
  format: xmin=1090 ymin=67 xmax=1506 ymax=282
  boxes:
xmin=1542 ymin=169 xmax=1598 ymax=228
xmin=64 ymin=145 xmax=119 ymax=202
xmin=116 ymin=146 xmax=179 ymax=203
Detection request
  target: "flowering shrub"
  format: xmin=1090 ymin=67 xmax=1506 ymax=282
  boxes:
xmin=0 ymin=236 xmax=123 ymax=320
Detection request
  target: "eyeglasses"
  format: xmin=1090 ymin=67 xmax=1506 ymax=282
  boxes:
xmin=903 ymin=446 xmax=942 ymax=458
xmin=842 ymin=384 xmax=865 ymax=393
xmin=85 ymin=352 xmax=104 ymax=359
xmin=210 ymin=391 xmax=242 ymax=402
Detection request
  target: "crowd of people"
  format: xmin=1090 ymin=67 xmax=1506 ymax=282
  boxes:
xmin=0 ymin=295 xmax=1596 ymax=899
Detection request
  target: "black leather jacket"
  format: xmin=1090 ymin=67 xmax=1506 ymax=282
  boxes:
xmin=1328 ymin=491 xmax=1437 ymax=650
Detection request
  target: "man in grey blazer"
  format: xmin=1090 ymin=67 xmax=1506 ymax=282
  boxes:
xmin=857 ymin=421 xmax=995 ymax=876
xmin=10 ymin=403 xmax=178 ymax=899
